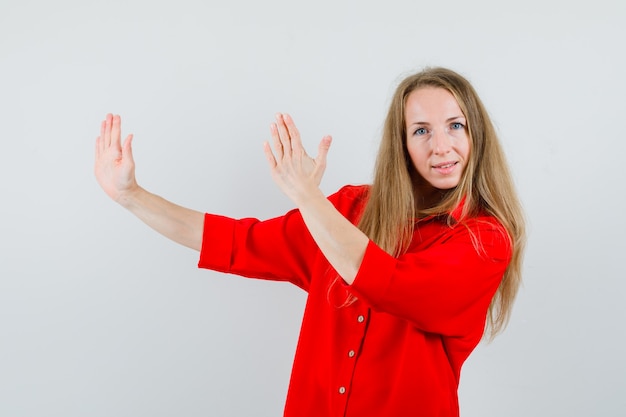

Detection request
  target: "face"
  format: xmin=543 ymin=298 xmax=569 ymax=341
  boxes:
xmin=404 ymin=87 xmax=470 ymax=200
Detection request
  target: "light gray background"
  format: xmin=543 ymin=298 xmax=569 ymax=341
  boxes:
xmin=1 ymin=0 xmax=624 ymax=416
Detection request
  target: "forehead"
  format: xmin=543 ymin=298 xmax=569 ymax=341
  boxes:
xmin=404 ymin=87 xmax=463 ymax=122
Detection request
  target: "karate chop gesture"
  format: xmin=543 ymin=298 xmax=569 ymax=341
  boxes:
xmin=264 ymin=113 xmax=332 ymax=205
xmin=263 ymin=113 xmax=368 ymax=283
xmin=94 ymin=114 xmax=137 ymax=204
xmin=94 ymin=113 xmax=203 ymax=250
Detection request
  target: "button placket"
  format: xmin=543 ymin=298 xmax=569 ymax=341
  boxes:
xmin=347 ymin=312 xmax=366 ymax=360
xmin=336 ymin=309 xmax=369 ymax=412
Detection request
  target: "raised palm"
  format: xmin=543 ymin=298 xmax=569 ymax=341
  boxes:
xmin=94 ymin=114 xmax=137 ymax=203
xmin=263 ymin=113 xmax=332 ymax=205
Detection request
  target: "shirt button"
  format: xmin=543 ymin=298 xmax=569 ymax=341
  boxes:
xmin=339 ymin=386 xmax=346 ymax=394
xmin=348 ymin=350 xmax=355 ymax=358
xmin=357 ymin=315 xmax=365 ymax=323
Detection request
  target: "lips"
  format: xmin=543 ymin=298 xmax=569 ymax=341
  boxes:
xmin=432 ymin=161 xmax=458 ymax=174
xmin=432 ymin=161 xmax=458 ymax=169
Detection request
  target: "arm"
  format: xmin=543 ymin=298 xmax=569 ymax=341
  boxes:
xmin=263 ymin=113 xmax=369 ymax=284
xmin=263 ymin=114 xmax=510 ymax=335
xmin=94 ymin=114 xmax=204 ymax=251
xmin=349 ymin=218 xmax=512 ymax=336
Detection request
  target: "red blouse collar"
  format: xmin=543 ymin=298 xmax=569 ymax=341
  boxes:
xmin=416 ymin=195 xmax=467 ymax=224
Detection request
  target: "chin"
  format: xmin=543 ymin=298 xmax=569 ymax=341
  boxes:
xmin=430 ymin=180 xmax=461 ymax=190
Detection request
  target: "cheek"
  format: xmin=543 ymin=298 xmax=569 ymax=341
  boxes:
xmin=455 ymin=134 xmax=471 ymax=160
xmin=406 ymin=145 xmax=430 ymax=176
xmin=463 ymin=138 xmax=472 ymax=161
xmin=406 ymin=144 xmax=422 ymax=166
xmin=406 ymin=139 xmax=429 ymax=161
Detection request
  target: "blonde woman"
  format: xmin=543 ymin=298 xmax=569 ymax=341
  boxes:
xmin=95 ymin=67 xmax=525 ymax=417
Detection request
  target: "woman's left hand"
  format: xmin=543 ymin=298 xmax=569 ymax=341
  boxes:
xmin=264 ymin=113 xmax=332 ymax=205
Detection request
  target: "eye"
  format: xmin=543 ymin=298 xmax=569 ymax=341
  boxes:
xmin=450 ymin=122 xmax=465 ymax=130
xmin=414 ymin=127 xmax=428 ymax=136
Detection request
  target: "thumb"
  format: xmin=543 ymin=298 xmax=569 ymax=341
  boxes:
xmin=122 ymin=134 xmax=135 ymax=165
xmin=316 ymin=135 xmax=332 ymax=167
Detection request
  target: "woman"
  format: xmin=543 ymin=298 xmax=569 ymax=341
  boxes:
xmin=95 ymin=67 xmax=525 ymax=417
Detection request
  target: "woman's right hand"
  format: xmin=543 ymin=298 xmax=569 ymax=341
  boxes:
xmin=94 ymin=114 xmax=138 ymax=205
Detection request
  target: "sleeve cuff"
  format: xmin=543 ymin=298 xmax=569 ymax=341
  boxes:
xmin=349 ymin=240 xmax=396 ymax=307
xmin=197 ymin=213 xmax=236 ymax=272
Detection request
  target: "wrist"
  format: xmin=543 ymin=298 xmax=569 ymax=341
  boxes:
xmin=292 ymin=185 xmax=326 ymax=208
xmin=116 ymin=184 xmax=143 ymax=209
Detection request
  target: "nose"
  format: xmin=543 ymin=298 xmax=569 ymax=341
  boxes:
xmin=432 ymin=129 xmax=452 ymax=155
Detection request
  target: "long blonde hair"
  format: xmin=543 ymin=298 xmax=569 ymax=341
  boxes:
xmin=358 ymin=67 xmax=525 ymax=339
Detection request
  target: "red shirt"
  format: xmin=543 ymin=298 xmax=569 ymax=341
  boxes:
xmin=198 ymin=185 xmax=511 ymax=417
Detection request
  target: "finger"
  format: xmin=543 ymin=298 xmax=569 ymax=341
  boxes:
xmin=275 ymin=113 xmax=292 ymax=155
xmin=263 ymin=141 xmax=278 ymax=169
xmin=270 ymin=122 xmax=284 ymax=161
xmin=103 ymin=113 xmax=113 ymax=147
xmin=282 ymin=114 xmax=304 ymax=156
xmin=122 ymin=134 xmax=134 ymax=166
xmin=316 ymin=135 xmax=332 ymax=168
xmin=111 ymin=114 xmax=122 ymax=151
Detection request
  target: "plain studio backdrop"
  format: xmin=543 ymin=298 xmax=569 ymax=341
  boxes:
xmin=1 ymin=0 xmax=624 ymax=415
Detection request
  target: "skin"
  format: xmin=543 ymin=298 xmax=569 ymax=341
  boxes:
xmin=94 ymin=95 xmax=469 ymax=284
xmin=94 ymin=114 xmax=205 ymax=251
xmin=94 ymin=113 xmax=368 ymax=281
xmin=263 ymin=113 xmax=369 ymax=284
xmin=404 ymin=87 xmax=470 ymax=209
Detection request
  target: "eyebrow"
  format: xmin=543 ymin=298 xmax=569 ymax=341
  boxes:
xmin=408 ymin=115 xmax=466 ymax=126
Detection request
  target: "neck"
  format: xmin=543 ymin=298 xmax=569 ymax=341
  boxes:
xmin=412 ymin=177 xmax=445 ymax=211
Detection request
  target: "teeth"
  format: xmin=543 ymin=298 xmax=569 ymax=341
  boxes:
xmin=437 ymin=163 xmax=455 ymax=169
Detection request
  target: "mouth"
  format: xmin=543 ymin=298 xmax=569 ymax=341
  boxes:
xmin=432 ymin=161 xmax=459 ymax=174
xmin=433 ymin=161 xmax=458 ymax=169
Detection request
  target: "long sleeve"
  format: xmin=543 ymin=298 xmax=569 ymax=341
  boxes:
xmin=196 ymin=185 xmax=514 ymax=417
xmin=197 ymin=186 xmax=366 ymax=291
xmin=197 ymin=209 xmax=317 ymax=290
xmin=349 ymin=217 xmax=511 ymax=337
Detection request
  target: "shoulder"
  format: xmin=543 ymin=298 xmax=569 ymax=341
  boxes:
xmin=423 ymin=210 xmax=511 ymax=262
xmin=327 ymin=184 xmax=370 ymax=221
xmin=331 ymin=183 xmax=369 ymax=195
xmin=455 ymin=214 xmax=512 ymax=262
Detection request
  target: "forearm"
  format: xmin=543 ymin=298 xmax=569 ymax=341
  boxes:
xmin=118 ymin=186 xmax=204 ymax=251
xmin=296 ymin=189 xmax=369 ymax=284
